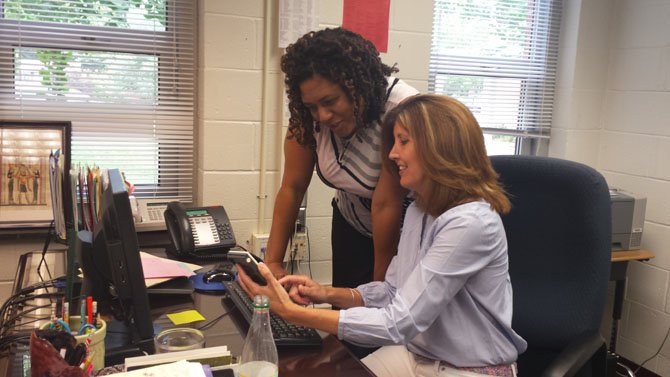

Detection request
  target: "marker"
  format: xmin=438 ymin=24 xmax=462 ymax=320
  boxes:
xmin=63 ymin=302 xmax=69 ymax=327
xmin=86 ymin=296 xmax=93 ymax=325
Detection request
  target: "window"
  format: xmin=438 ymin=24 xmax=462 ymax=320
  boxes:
xmin=429 ymin=0 xmax=562 ymax=155
xmin=0 ymin=0 xmax=196 ymax=200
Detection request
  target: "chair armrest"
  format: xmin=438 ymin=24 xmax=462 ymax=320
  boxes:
xmin=541 ymin=332 xmax=606 ymax=377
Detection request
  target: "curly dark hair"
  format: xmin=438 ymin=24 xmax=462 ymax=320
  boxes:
xmin=281 ymin=27 xmax=398 ymax=147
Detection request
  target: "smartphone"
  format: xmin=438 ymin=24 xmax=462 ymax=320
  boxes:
xmin=227 ymin=250 xmax=267 ymax=286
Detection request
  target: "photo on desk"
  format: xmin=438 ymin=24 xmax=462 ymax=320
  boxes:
xmin=0 ymin=120 xmax=71 ymax=232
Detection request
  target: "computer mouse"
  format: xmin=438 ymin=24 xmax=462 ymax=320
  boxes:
xmin=203 ymin=265 xmax=235 ymax=284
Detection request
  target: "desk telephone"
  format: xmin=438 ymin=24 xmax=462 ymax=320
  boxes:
xmin=164 ymin=202 xmax=237 ymax=257
xmin=130 ymin=197 xmax=170 ymax=232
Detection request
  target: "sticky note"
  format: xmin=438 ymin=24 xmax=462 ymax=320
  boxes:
xmin=167 ymin=310 xmax=206 ymax=325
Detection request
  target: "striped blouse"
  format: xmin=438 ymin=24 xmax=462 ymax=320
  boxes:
xmin=314 ymin=78 xmax=418 ymax=236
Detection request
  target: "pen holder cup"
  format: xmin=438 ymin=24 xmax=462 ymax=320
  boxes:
xmin=41 ymin=315 xmax=106 ymax=371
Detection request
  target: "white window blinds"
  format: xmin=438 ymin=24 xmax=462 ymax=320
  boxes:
xmin=430 ymin=0 xmax=562 ymax=155
xmin=0 ymin=0 xmax=196 ymax=200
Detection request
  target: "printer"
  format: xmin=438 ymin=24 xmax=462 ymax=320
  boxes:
xmin=610 ymin=188 xmax=647 ymax=251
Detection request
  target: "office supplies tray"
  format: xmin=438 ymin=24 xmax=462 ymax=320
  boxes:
xmin=223 ymin=281 xmax=322 ymax=347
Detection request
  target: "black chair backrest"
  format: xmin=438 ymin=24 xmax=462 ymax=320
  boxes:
xmin=490 ymin=155 xmax=611 ymax=350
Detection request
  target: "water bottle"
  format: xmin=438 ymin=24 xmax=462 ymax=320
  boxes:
xmin=238 ymin=295 xmax=278 ymax=377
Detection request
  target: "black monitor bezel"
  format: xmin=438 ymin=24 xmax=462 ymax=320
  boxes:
xmin=78 ymin=168 xmax=154 ymax=358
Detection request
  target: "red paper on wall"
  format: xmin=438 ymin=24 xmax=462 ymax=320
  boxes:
xmin=342 ymin=0 xmax=391 ymax=53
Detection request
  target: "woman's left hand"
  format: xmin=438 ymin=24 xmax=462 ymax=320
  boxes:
xmin=236 ymin=262 xmax=295 ymax=318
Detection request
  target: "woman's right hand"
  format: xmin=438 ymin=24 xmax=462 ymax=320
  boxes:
xmin=266 ymin=261 xmax=289 ymax=280
xmin=279 ymin=275 xmax=328 ymax=305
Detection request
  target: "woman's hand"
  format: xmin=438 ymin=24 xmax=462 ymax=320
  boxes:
xmin=236 ymin=262 xmax=295 ymax=318
xmin=279 ymin=275 xmax=328 ymax=306
xmin=266 ymin=261 xmax=289 ymax=280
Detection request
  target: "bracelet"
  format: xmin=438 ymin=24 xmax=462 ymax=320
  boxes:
xmin=349 ymin=288 xmax=357 ymax=306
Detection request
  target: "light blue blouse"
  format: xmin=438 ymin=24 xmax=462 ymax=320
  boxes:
xmin=338 ymin=200 xmax=527 ymax=367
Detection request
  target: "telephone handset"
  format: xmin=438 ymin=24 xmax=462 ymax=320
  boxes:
xmin=164 ymin=201 xmax=237 ymax=257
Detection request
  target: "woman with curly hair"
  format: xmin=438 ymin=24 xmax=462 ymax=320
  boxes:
xmin=264 ymin=28 xmax=419 ymax=290
xmin=239 ymin=94 xmax=526 ymax=377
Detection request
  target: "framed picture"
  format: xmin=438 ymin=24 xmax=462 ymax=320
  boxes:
xmin=0 ymin=120 xmax=71 ymax=230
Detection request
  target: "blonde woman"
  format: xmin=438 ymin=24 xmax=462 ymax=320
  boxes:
xmin=239 ymin=94 xmax=526 ymax=377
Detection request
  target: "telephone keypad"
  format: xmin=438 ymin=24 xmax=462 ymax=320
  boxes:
xmin=216 ymin=221 xmax=234 ymax=242
xmin=147 ymin=207 xmax=163 ymax=221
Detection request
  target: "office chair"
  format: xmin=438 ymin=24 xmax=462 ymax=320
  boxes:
xmin=490 ymin=155 xmax=611 ymax=377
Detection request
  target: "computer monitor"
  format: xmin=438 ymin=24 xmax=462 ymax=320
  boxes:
xmin=76 ymin=168 xmax=155 ymax=361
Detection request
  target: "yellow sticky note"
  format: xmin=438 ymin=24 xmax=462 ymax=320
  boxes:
xmin=167 ymin=310 xmax=206 ymax=325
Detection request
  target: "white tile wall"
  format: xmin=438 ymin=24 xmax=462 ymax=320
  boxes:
xmin=611 ymin=0 xmax=670 ymax=49
xmin=548 ymin=128 xmax=601 ymax=167
xmin=202 ymin=121 xmax=257 ymax=170
xmin=603 ymin=91 xmax=670 ymax=136
xmin=621 ymin=302 xmax=670 ymax=352
xmin=599 ymin=131 xmax=660 ymax=176
xmin=552 ymin=87 xmax=605 ymax=131
xmin=607 ymin=48 xmax=667 ymax=91
xmin=202 ymin=0 xmax=263 ymax=17
xmin=627 ymin=261 xmax=669 ymax=311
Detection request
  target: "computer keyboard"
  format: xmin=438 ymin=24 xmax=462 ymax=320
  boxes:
xmin=223 ymin=281 xmax=322 ymax=347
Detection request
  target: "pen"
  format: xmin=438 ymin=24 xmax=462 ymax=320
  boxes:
xmin=81 ymin=350 xmax=95 ymax=371
xmin=91 ymin=301 xmax=97 ymax=327
xmin=86 ymin=296 xmax=93 ymax=325
xmin=81 ymin=297 xmax=86 ymax=325
xmin=63 ymin=302 xmax=69 ymax=328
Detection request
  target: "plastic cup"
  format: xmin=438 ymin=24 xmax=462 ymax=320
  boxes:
xmin=153 ymin=328 xmax=205 ymax=353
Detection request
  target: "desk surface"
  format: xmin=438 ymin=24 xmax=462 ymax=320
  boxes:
xmin=1 ymin=250 xmax=375 ymax=377
xmin=611 ymin=249 xmax=655 ymax=263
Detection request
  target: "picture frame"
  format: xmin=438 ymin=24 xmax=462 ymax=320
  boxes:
xmin=0 ymin=120 xmax=71 ymax=230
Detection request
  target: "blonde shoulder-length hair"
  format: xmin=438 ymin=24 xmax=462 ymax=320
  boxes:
xmin=382 ymin=94 xmax=510 ymax=217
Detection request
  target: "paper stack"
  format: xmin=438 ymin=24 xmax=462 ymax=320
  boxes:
xmin=124 ymin=345 xmax=232 ymax=372
xmin=140 ymin=251 xmax=201 ymax=287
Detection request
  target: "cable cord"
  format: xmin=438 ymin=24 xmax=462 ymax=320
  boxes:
xmin=633 ymin=325 xmax=670 ymax=374
xmin=36 ymin=220 xmax=56 ymax=283
xmin=0 ymin=281 xmax=61 ymax=322
xmin=305 ymin=225 xmax=313 ymax=280
xmin=197 ymin=311 xmax=230 ymax=331
xmin=289 ymin=229 xmax=295 ymax=275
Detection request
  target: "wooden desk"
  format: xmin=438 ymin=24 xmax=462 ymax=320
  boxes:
xmin=609 ymin=249 xmax=655 ymax=354
xmin=1 ymin=250 xmax=375 ymax=377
